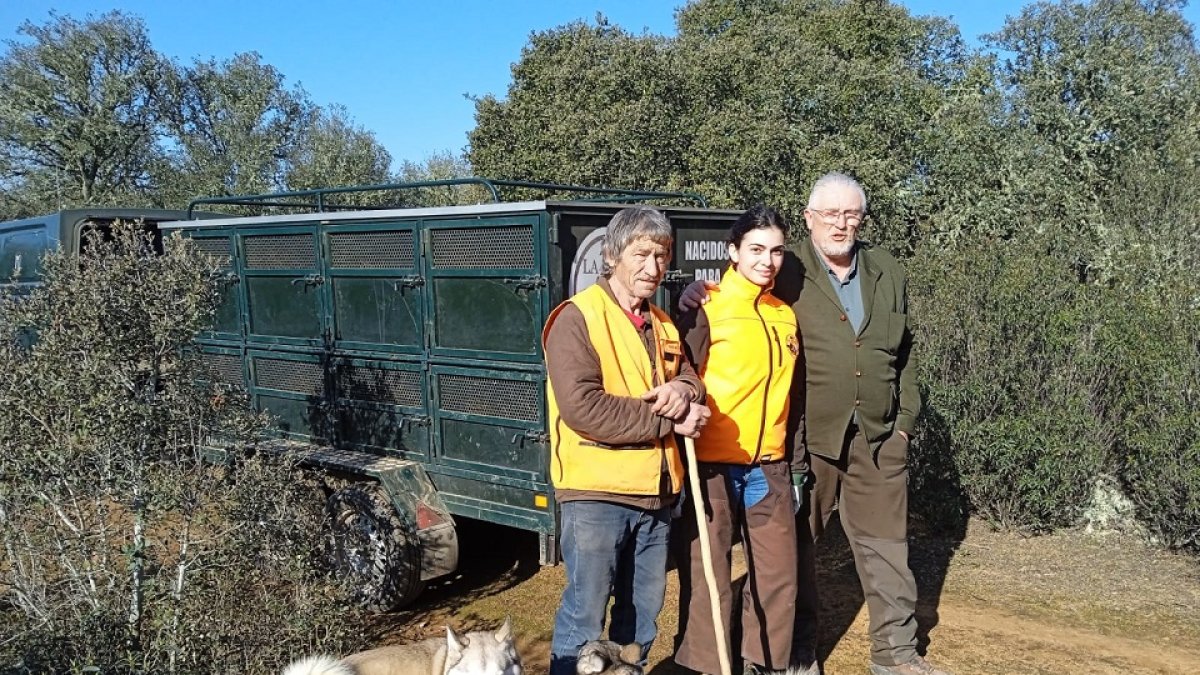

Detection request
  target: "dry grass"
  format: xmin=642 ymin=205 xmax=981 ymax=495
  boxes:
xmin=361 ymin=517 xmax=1200 ymax=675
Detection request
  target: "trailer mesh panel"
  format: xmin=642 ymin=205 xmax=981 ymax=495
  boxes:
xmin=438 ymin=373 xmax=539 ymax=423
xmin=328 ymin=230 xmax=415 ymax=269
xmin=199 ymin=352 xmax=243 ymax=387
xmin=254 ymin=357 xmax=324 ymax=394
xmin=190 ymin=237 xmax=233 ymax=267
xmin=337 ymin=364 xmax=421 ymax=407
xmin=243 ymin=234 xmax=316 ymax=269
xmin=430 ymin=225 xmax=534 ymax=269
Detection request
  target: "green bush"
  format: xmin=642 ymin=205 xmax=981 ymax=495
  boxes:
xmin=910 ymin=235 xmax=1109 ymax=532
xmin=910 ymin=221 xmax=1200 ymax=550
xmin=0 ymin=224 xmax=361 ymax=673
xmin=1088 ymin=157 xmax=1200 ymax=552
xmin=1098 ymin=279 xmax=1200 ymax=551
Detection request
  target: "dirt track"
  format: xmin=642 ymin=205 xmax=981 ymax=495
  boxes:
xmin=366 ymin=517 xmax=1200 ymax=675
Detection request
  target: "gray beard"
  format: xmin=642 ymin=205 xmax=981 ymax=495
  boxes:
xmin=818 ymin=238 xmax=856 ymax=259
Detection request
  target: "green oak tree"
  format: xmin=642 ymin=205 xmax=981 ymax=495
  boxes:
xmin=469 ymin=0 xmax=969 ymax=251
xmin=161 ymin=52 xmax=314 ymax=204
xmin=469 ymin=16 xmax=690 ymax=198
xmin=286 ymin=104 xmax=392 ymax=197
xmin=984 ymin=0 xmax=1200 ymax=275
xmin=0 ymin=11 xmax=169 ymax=217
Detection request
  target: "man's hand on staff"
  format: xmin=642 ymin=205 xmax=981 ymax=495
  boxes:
xmin=678 ymin=279 xmax=719 ymax=311
xmin=673 ymin=402 xmax=711 ymax=438
xmin=641 ymin=380 xmax=695 ymax=420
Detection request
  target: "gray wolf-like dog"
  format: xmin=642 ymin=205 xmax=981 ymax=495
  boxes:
xmin=282 ymin=618 xmax=521 ymax=675
xmin=576 ymin=641 xmax=643 ymax=675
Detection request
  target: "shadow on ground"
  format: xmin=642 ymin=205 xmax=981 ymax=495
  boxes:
xmin=366 ymin=517 xmax=543 ymax=643
xmin=649 ymin=515 xmax=966 ymax=675
xmin=649 ymin=404 xmax=969 ymax=675
xmin=809 ymin=516 xmax=966 ymax=665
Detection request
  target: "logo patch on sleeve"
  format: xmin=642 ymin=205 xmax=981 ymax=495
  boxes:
xmin=787 ymin=333 xmax=800 ymax=357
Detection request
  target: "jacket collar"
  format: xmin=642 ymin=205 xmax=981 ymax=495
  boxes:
xmin=719 ymin=265 xmax=771 ymax=301
xmin=799 ymin=237 xmax=882 ymax=335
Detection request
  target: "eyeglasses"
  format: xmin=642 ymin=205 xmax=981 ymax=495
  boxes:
xmin=810 ymin=208 xmax=866 ymax=226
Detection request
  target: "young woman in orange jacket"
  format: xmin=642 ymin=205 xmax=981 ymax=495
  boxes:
xmin=673 ymin=206 xmax=803 ymax=675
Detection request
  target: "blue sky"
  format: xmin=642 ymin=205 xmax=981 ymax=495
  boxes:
xmin=3 ymin=1 xmax=1198 ymax=170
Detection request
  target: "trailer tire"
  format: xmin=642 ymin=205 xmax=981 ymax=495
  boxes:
xmin=324 ymin=483 xmax=425 ymax=612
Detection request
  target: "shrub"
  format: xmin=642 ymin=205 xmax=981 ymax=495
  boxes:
xmin=0 ymin=224 xmax=361 ymax=673
xmin=1098 ymin=277 xmax=1200 ymax=551
xmin=909 ymin=235 xmax=1109 ymax=532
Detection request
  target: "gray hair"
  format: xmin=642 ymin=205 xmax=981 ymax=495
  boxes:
xmin=807 ymin=172 xmax=869 ymax=212
xmin=601 ymin=206 xmax=673 ymax=273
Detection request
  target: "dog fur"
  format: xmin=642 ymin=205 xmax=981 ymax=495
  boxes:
xmin=282 ymin=618 xmax=521 ymax=675
xmin=575 ymin=641 xmax=643 ymax=675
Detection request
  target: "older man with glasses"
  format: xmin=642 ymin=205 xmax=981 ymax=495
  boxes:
xmin=791 ymin=172 xmax=949 ymax=675
xmin=680 ymin=172 xmax=948 ymax=675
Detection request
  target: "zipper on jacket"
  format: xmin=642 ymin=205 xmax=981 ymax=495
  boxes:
xmin=752 ymin=291 xmax=774 ymax=463
xmin=772 ymin=326 xmax=783 ymax=364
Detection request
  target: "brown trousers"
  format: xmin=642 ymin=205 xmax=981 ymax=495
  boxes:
xmin=796 ymin=425 xmax=919 ymax=667
xmin=674 ymin=460 xmax=798 ymax=673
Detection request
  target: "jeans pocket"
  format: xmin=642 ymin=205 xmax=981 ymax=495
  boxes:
xmin=745 ymin=464 xmax=791 ymax=527
xmin=741 ymin=465 xmax=769 ymax=509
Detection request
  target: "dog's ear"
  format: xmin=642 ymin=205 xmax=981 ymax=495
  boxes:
xmin=447 ymin=625 xmax=470 ymax=653
xmin=618 ymin=643 xmax=642 ymax=668
xmin=495 ymin=616 xmax=513 ymax=643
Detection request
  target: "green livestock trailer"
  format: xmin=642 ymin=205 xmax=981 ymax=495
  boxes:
xmin=17 ymin=181 xmax=744 ymax=611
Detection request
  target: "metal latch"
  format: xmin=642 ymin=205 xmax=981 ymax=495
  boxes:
xmin=393 ymin=275 xmax=425 ymax=289
xmin=401 ymin=414 xmax=431 ymax=431
xmin=503 ymin=275 xmax=548 ymax=292
xmin=291 ymin=274 xmax=325 ymax=287
xmin=511 ymin=429 xmax=550 ymax=446
xmin=661 ymin=269 xmax=694 ymax=286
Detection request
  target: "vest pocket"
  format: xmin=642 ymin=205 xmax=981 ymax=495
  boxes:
xmin=579 ymin=440 xmax=658 ymax=450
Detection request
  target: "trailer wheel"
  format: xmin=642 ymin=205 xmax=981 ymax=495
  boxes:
xmin=324 ymin=483 xmax=425 ymax=611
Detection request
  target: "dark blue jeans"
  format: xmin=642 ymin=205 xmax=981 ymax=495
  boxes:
xmin=549 ymin=499 xmax=672 ymax=675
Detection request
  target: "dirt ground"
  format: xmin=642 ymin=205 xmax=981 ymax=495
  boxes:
xmin=365 ymin=517 xmax=1200 ymax=675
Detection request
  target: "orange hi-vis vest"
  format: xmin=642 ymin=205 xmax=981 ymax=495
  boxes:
xmin=543 ymin=283 xmax=685 ymax=495
xmin=694 ymin=266 xmax=799 ymax=465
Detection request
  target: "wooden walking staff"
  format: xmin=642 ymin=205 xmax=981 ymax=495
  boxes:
xmin=684 ymin=436 xmax=732 ymax=675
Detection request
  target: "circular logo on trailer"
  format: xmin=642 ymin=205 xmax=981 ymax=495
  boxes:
xmin=570 ymin=227 xmax=607 ymax=295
